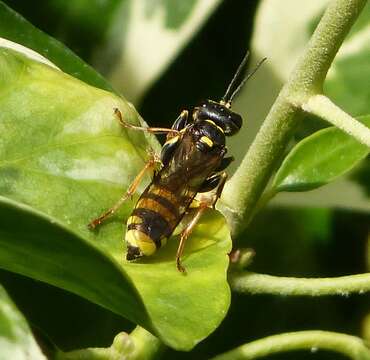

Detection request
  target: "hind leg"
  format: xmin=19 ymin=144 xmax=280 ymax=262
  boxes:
xmin=176 ymin=172 xmax=227 ymax=272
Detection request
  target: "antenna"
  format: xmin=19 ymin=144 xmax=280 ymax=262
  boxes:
xmin=222 ymin=55 xmax=267 ymax=105
xmin=222 ymin=52 xmax=249 ymax=104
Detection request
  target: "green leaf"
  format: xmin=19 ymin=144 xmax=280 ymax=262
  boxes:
xmin=271 ymin=116 xmax=370 ymax=193
xmin=0 ymin=47 xmax=231 ymax=350
xmin=0 ymin=1 xmax=115 ymax=93
xmin=0 ymin=284 xmax=46 ymax=360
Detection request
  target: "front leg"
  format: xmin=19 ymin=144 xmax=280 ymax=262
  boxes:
xmin=114 ymin=108 xmax=179 ymax=135
xmin=161 ymin=110 xmax=189 ymax=165
xmin=171 ymin=110 xmax=189 ymax=131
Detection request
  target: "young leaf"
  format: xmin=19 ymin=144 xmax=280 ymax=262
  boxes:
xmin=271 ymin=116 xmax=370 ymax=193
xmin=0 ymin=47 xmax=231 ymax=350
xmin=0 ymin=284 xmax=46 ymax=360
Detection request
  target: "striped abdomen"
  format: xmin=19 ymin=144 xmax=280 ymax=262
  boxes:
xmin=125 ymin=182 xmax=194 ymax=260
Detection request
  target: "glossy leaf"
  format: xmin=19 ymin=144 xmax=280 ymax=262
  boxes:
xmin=0 ymin=1 xmax=115 ymax=93
xmin=272 ymin=116 xmax=370 ymax=193
xmin=0 ymin=47 xmax=231 ymax=350
xmin=0 ymin=284 xmax=46 ymax=360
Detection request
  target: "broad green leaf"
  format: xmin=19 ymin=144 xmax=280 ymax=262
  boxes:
xmin=0 ymin=47 xmax=231 ymax=350
xmin=105 ymin=0 xmax=222 ymax=103
xmin=0 ymin=284 xmax=46 ymax=360
xmin=0 ymin=197 xmax=149 ymax=334
xmin=271 ymin=116 xmax=370 ymax=193
xmin=0 ymin=1 xmax=115 ymax=93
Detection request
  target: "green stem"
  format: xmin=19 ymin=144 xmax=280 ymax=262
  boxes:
xmin=220 ymin=0 xmax=367 ymax=236
xmin=230 ymin=271 xmax=370 ymax=296
xmin=129 ymin=326 xmax=165 ymax=360
xmin=55 ymin=327 xmax=163 ymax=360
xmin=211 ymin=331 xmax=370 ymax=360
xmin=303 ymin=95 xmax=370 ymax=147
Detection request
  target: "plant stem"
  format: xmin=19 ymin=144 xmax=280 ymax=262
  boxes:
xmin=129 ymin=326 xmax=165 ymax=360
xmin=303 ymin=95 xmax=370 ymax=147
xmin=230 ymin=271 xmax=370 ymax=296
xmin=220 ymin=0 xmax=367 ymax=236
xmin=211 ymin=331 xmax=370 ymax=360
xmin=55 ymin=327 xmax=163 ymax=360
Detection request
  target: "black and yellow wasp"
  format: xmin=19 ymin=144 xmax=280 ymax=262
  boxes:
xmin=89 ymin=53 xmax=265 ymax=272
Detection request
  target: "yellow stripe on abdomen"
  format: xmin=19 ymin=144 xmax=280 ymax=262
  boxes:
xmin=125 ymin=229 xmax=156 ymax=256
xmin=136 ymin=197 xmax=177 ymax=227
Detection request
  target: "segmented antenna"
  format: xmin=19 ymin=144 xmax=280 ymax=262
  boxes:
xmin=222 ymin=54 xmax=267 ymax=105
xmin=222 ymin=52 xmax=249 ymax=104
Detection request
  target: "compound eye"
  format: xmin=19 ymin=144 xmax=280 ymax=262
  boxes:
xmin=224 ymin=113 xmax=242 ymax=135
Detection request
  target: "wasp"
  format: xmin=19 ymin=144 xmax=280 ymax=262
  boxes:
xmin=89 ymin=53 xmax=266 ymax=272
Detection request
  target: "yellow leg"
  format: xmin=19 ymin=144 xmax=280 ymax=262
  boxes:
xmin=176 ymin=172 xmax=228 ymax=272
xmin=88 ymin=155 xmax=159 ymax=229
xmin=176 ymin=205 xmax=208 ymax=273
xmin=114 ymin=108 xmax=179 ymax=135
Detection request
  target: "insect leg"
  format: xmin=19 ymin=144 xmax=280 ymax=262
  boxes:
xmin=176 ymin=172 xmax=227 ymax=272
xmin=198 ymin=171 xmax=228 ymax=195
xmin=215 ymin=156 xmax=234 ymax=172
xmin=114 ymin=108 xmax=179 ymax=135
xmin=176 ymin=204 xmax=208 ymax=273
xmin=159 ymin=110 xmax=188 ymax=165
xmin=213 ymin=172 xmax=228 ymax=206
xmin=88 ymin=155 xmax=160 ymax=229
xmin=169 ymin=110 xmax=189 ymax=132
xmin=198 ymin=173 xmax=221 ymax=193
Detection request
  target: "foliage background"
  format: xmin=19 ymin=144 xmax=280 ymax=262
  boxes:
xmin=0 ymin=0 xmax=369 ymax=359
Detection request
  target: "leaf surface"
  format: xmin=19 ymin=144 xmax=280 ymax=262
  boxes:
xmin=0 ymin=47 xmax=231 ymax=350
xmin=272 ymin=116 xmax=370 ymax=192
